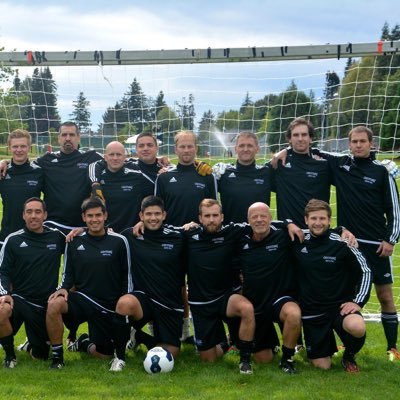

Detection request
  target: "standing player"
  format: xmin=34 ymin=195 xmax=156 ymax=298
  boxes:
xmin=155 ymin=130 xmax=217 ymax=225
xmin=239 ymin=202 xmax=301 ymax=374
xmin=293 ymin=199 xmax=372 ymax=372
xmin=311 ymin=126 xmax=400 ymax=359
xmin=111 ymin=196 xmax=186 ymax=371
xmin=214 ymin=131 xmax=273 ymax=223
xmin=0 ymin=198 xmax=65 ymax=368
xmin=0 ymin=130 xmax=43 ymax=245
xmin=88 ymin=141 xmax=154 ymax=232
xmin=45 ymin=197 xmax=131 ymax=369
xmin=272 ymin=118 xmax=331 ymax=227
xmin=186 ymin=199 xmax=255 ymax=374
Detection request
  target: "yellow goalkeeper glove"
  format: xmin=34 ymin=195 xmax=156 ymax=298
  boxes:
xmin=194 ymin=160 xmax=213 ymax=176
xmin=91 ymin=182 xmax=106 ymax=203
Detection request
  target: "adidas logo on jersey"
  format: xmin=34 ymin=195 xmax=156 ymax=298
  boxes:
xmin=169 ymin=177 xmax=177 ymax=183
xmin=300 ymin=247 xmax=308 ymax=254
xmin=19 ymin=241 xmax=28 ymax=248
xmin=285 ymin=162 xmax=292 ymax=168
xmin=242 ymin=243 xmax=250 ymax=250
xmin=77 ymin=244 xmax=85 ymax=251
xmin=342 ymin=165 xmax=350 ymax=172
xmin=5 ymin=174 xmax=11 ymax=180
xmin=228 ymin=172 xmax=236 ymax=178
xmin=51 ymin=158 xmax=58 ymax=163
xmin=192 ymin=234 xmax=199 ymax=240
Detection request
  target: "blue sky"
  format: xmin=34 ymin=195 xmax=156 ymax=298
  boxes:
xmin=0 ymin=0 xmax=399 ymax=126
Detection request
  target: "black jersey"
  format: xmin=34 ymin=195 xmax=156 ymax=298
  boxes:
xmin=89 ymin=163 xmax=154 ymax=232
xmin=318 ymin=152 xmax=400 ymax=244
xmin=35 ymin=149 xmax=103 ymax=227
xmin=272 ymin=150 xmax=331 ymax=228
xmin=155 ymin=163 xmax=218 ymax=225
xmin=293 ymin=229 xmax=372 ymax=315
xmin=0 ymin=227 xmax=65 ymax=305
xmin=217 ymin=161 xmax=272 ymax=223
xmin=122 ymin=226 xmax=186 ymax=310
xmin=185 ymin=223 xmax=247 ymax=304
xmin=0 ymin=161 xmax=43 ymax=241
xmin=60 ymin=230 xmax=131 ymax=308
xmin=239 ymin=225 xmax=296 ymax=314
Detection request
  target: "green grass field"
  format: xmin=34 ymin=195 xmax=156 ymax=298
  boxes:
xmin=1 ymin=155 xmax=400 ymax=399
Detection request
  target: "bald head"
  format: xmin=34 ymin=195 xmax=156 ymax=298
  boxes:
xmin=104 ymin=141 xmax=126 ymax=172
xmin=247 ymin=202 xmax=272 ymax=241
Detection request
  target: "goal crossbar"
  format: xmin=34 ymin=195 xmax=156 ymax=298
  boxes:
xmin=1 ymin=41 xmax=399 ymax=67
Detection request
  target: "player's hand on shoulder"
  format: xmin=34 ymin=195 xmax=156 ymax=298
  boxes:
xmin=0 ymin=159 xmax=9 ymax=179
xmin=270 ymin=148 xmax=288 ymax=169
xmin=287 ymin=222 xmax=304 ymax=242
xmin=157 ymin=156 xmax=171 ymax=168
xmin=48 ymin=288 xmax=68 ymax=303
xmin=132 ymin=221 xmax=145 ymax=237
xmin=212 ymin=162 xmax=227 ymax=179
xmin=194 ymin=160 xmax=213 ymax=176
xmin=182 ymin=221 xmax=200 ymax=231
xmin=66 ymin=227 xmax=85 ymax=242
xmin=340 ymin=302 xmax=361 ymax=315
xmin=340 ymin=229 xmax=358 ymax=248
xmin=0 ymin=294 xmax=13 ymax=309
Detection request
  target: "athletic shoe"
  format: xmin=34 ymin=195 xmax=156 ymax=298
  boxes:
xmin=279 ymin=358 xmax=297 ymax=374
xmin=239 ymin=361 xmax=253 ymax=374
xmin=294 ymin=344 xmax=304 ymax=354
xmin=4 ymin=358 xmax=17 ymax=369
xmin=387 ymin=348 xmax=400 ymax=361
xmin=17 ymin=338 xmax=30 ymax=352
xmin=341 ymin=357 xmax=360 ymax=373
xmin=68 ymin=333 xmax=89 ymax=352
xmin=126 ymin=327 xmax=137 ymax=350
xmin=109 ymin=357 xmax=126 ymax=372
xmin=49 ymin=358 xmax=65 ymax=369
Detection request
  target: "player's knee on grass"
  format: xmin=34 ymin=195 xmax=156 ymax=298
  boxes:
xmin=311 ymin=357 xmax=331 ymax=370
xmin=253 ymin=349 xmax=274 ymax=363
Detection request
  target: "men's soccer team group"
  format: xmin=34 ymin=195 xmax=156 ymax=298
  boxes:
xmin=0 ymin=118 xmax=399 ymax=375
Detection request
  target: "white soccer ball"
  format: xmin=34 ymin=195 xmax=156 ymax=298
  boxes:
xmin=143 ymin=346 xmax=174 ymax=374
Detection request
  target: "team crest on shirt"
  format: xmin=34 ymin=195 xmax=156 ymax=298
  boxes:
xmin=254 ymin=178 xmax=264 ymax=185
xmin=121 ymin=185 xmax=133 ymax=191
xmin=162 ymin=243 xmax=174 ymax=250
xmin=27 ymin=180 xmax=39 ymax=186
xmin=363 ymin=176 xmax=376 ymax=185
xmin=100 ymin=250 xmax=113 ymax=256
xmin=323 ymin=256 xmax=336 ymax=263
xmin=306 ymin=172 xmax=318 ymax=178
xmin=47 ymin=244 xmax=57 ymax=250
xmin=77 ymin=163 xmax=89 ymax=169
xmin=194 ymin=182 xmax=206 ymax=189
xmin=212 ymin=237 xmax=224 ymax=244
xmin=265 ymin=244 xmax=278 ymax=252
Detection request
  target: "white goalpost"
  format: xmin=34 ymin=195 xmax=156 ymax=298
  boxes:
xmin=1 ymin=41 xmax=400 ymax=319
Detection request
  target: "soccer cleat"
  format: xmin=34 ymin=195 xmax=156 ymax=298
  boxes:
xmin=4 ymin=358 xmax=17 ymax=369
xmin=49 ymin=358 xmax=65 ymax=369
xmin=341 ymin=357 xmax=360 ymax=373
xmin=68 ymin=333 xmax=89 ymax=352
xmin=17 ymin=338 xmax=30 ymax=352
xmin=126 ymin=327 xmax=137 ymax=351
xmin=109 ymin=357 xmax=126 ymax=372
xmin=239 ymin=361 xmax=253 ymax=374
xmin=387 ymin=348 xmax=400 ymax=361
xmin=294 ymin=344 xmax=304 ymax=354
xmin=279 ymin=358 xmax=297 ymax=374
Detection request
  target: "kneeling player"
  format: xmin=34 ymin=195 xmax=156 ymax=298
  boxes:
xmin=293 ymin=199 xmax=372 ymax=372
xmin=46 ymin=197 xmax=130 ymax=369
xmin=112 ymin=196 xmax=186 ymax=371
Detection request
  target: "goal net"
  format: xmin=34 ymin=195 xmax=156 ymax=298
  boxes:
xmin=1 ymin=42 xmax=400 ymax=319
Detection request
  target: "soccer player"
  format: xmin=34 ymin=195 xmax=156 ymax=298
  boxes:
xmin=111 ymin=196 xmax=186 ymax=371
xmin=0 ymin=130 xmax=43 ymax=245
xmin=214 ymin=131 xmax=273 ymax=223
xmin=272 ymin=117 xmax=331 ymax=227
xmin=310 ymin=126 xmax=400 ymax=359
xmin=293 ymin=199 xmax=372 ymax=372
xmin=186 ymin=198 xmax=255 ymax=374
xmin=0 ymin=198 xmax=65 ymax=368
xmin=239 ymin=202 xmax=301 ymax=374
xmin=155 ymin=130 xmax=217 ymax=225
xmin=45 ymin=197 xmax=131 ymax=369
xmin=88 ymin=141 xmax=154 ymax=232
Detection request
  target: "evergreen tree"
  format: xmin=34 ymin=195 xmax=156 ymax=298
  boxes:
xmin=70 ymin=91 xmax=91 ymax=133
xmin=176 ymin=94 xmax=195 ymax=130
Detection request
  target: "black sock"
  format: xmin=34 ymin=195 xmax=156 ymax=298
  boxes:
xmin=281 ymin=345 xmax=295 ymax=362
xmin=78 ymin=335 xmax=92 ymax=353
xmin=0 ymin=335 xmax=16 ymax=360
xmin=51 ymin=344 xmax=64 ymax=361
xmin=112 ymin=314 xmax=130 ymax=361
xmin=135 ymin=330 xmax=157 ymax=350
xmin=238 ymin=339 xmax=254 ymax=363
xmin=343 ymin=334 xmax=366 ymax=360
xmin=381 ymin=312 xmax=398 ymax=350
